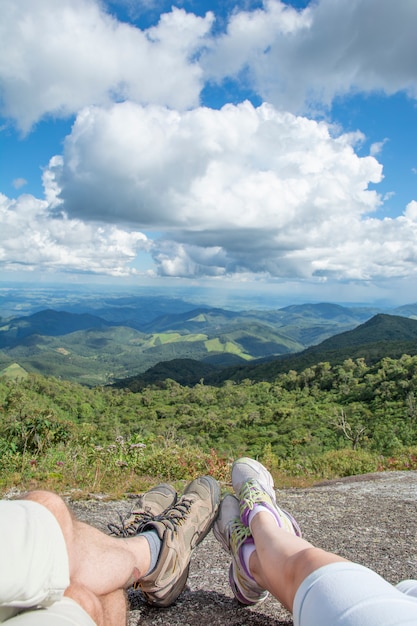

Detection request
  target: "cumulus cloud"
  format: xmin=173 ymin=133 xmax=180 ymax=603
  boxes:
xmin=0 ymin=0 xmax=212 ymax=131
xmin=1 ymin=0 xmax=417 ymax=290
xmin=203 ymin=0 xmax=417 ymax=112
xmin=0 ymin=193 xmax=150 ymax=275
xmin=48 ymin=100 xmax=382 ymax=225
xmin=2 ymin=0 xmax=417 ymax=133
xmin=41 ymin=99 xmax=417 ymax=281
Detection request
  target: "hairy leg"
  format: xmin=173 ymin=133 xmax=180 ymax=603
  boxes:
xmin=23 ymin=491 xmax=151 ymax=596
xmin=249 ymin=511 xmax=347 ymax=611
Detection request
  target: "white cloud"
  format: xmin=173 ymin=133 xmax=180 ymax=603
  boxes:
xmin=370 ymin=139 xmax=388 ymax=157
xmin=203 ymin=0 xmax=417 ymax=112
xmin=42 ymin=100 xmax=417 ymax=281
xmin=12 ymin=178 xmax=27 ymax=189
xmin=1 ymin=0 xmax=417 ymax=292
xmin=0 ymin=0 xmax=212 ymax=131
xmin=2 ymin=0 xmax=417 ymax=133
xmin=48 ymin=100 xmax=382 ymax=226
xmin=0 ymin=192 xmax=150 ymax=276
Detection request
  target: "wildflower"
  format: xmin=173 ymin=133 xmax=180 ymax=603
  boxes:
xmin=56 ymin=461 xmax=64 ymax=467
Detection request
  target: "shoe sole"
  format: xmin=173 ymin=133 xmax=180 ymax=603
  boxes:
xmin=229 ymin=562 xmax=269 ymax=606
xmin=188 ymin=476 xmax=222 ymax=548
xmin=213 ymin=494 xmax=240 ymax=553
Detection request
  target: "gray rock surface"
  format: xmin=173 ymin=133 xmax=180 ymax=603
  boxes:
xmin=71 ymin=470 xmax=417 ymax=626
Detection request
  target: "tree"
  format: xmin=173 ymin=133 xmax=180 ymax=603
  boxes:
xmin=332 ymin=407 xmax=367 ymax=450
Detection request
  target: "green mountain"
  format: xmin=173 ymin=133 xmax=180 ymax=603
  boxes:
xmin=0 ymin=309 xmax=112 ymax=347
xmin=1 ymin=299 xmax=417 ymax=386
xmin=113 ymin=358 xmax=218 ymax=390
xmin=204 ymin=313 xmax=417 ymax=384
xmin=0 ymin=302 xmax=370 ymax=384
xmin=114 ymin=313 xmax=417 ymax=390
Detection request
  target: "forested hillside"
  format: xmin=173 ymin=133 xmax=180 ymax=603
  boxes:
xmin=114 ymin=313 xmax=417 ymax=389
xmin=1 ymin=352 xmax=417 ymax=495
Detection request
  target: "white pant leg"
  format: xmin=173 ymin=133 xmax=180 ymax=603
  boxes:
xmin=0 ymin=500 xmax=69 ymax=622
xmin=293 ymin=562 xmax=417 ymax=626
xmin=3 ymin=598 xmax=96 ymax=626
xmin=396 ymin=580 xmax=417 ymax=600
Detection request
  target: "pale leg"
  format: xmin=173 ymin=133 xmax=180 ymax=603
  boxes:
xmin=248 ymin=511 xmax=347 ymax=611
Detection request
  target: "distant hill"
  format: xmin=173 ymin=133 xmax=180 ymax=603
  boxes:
xmin=113 ymin=313 xmax=417 ymax=389
xmin=0 ymin=362 xmax=28 ymax=380
xmin=307 ymin=313 xmax=417 ymax=350
xmin=0 ymin=309 xmax=113 ymax=348
xmin=390 ymin=303 xmax=417 ymax=319
xmin=112 ymin=358 xmax=218 ymax=390
xmin=203 ymin=313 xmax=417 ymax=384
xmin=2 ymin=298 xmax=417 ymax=386
xmin=278 ymin=301 xmax=376 ymax=322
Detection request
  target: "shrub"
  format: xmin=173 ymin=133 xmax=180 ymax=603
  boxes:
xmin=277 ymin=448 xmax=380 ymax=479
xmin=379 ymin=447 xmax=417 ymax=471
xmin=133 ymin=444 xmax=229 ymax=481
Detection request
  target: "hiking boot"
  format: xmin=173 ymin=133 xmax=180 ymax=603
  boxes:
xmin=214 ymin=493 xmax=268 ymax=605
xmin=135 ymin=475 xmax=221 ymax=607
xmin=107 ymin=484 xmax=177 ymax=537
xmin=232 ymin=458 xmax=301 ymax=535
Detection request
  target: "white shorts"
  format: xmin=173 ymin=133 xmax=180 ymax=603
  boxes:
xmin=0 ymin=500 xmax=95 ymax=626
xmin=293 ymin=562 xmax=417 ymax=626
xmin=2 ymin=598 xmax=96 ymax=626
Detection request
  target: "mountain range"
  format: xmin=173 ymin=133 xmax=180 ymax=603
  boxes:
xmin=1 ymin=297 xmax=417 ymax=386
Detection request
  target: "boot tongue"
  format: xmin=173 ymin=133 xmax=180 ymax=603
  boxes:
xmin=141 ymin=518 xmax=172 ymax=539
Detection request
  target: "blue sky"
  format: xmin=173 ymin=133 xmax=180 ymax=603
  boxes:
xmin=0 ymin=0 xmax=416 ymax=307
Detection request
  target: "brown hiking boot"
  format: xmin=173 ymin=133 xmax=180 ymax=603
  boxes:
xmin=135 ymin=475 xmax=221 ymax=607
xmin=108 ymin=484 xmax=177 ymax=537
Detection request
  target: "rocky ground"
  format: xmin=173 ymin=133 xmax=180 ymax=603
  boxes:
xmin=70 ymin=470 xmax=417 ymax=626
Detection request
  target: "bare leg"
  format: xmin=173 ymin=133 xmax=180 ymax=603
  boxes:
xmin=23 ymin=491 xmax=151 ymax=613
xmin=64 ymin=584 xmax=127 ymax=626
xmin=249 ymin=511 xmax=347 ymax=612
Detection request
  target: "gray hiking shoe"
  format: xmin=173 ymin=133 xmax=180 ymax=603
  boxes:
xmin=232 ymin=458 xmax=301 ymax=535
xmin=107 ymin=484 xmax=177 ymax=537
xmin=213 ymin=494 xmax=268 ymax=605
xmin=232 ymin=457 xmax=276 ymax=499
xmin=135 ymin=475 xmax=221 ymax=607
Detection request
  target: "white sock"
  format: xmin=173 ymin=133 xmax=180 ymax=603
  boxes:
xmin=241 ymin=542 xmax=256 ymax=578
xmin=248 ymin=505 xmax=277 ymax=533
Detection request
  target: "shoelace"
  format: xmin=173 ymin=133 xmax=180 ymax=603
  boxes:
xmin=230 ymin=517 xmax=252 ymax=553
xmin=239 ymin=479 xmax=302 ymax=537
xmin=239 ymin=479 xmax=273 ymax=514
xmin=107 ymin=509 xmax=155 ymax=537
xmin=109 ymin=497 xmax=195 ymax=538
xmin=158 ymin=497 xmax=193 ymax=529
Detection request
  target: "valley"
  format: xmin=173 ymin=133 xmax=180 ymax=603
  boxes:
xmin=1 ymin=288 xmax=417 ymax=386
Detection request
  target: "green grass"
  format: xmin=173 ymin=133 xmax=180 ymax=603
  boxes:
xmin=204 ymin=337 xmax=252 ymax=359
xmin=0 ymin=363 xmax=28 ymax=380
xmin=1 ymin=436 xmax=416 ymax=499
